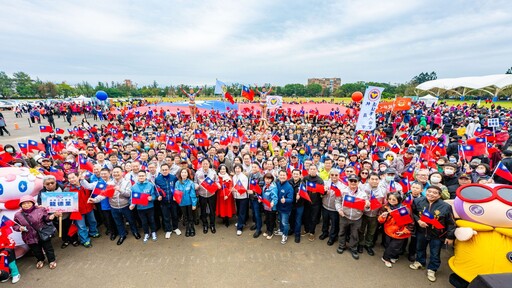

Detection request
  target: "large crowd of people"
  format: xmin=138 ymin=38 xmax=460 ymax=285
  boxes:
xmin=0 ymin=96 xmax=511 ymax=286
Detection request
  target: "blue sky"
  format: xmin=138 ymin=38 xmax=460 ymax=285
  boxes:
xmin=1 ymin=0 xmax=511 ymax=86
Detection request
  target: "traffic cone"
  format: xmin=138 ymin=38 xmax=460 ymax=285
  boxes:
xmin=14 ymin=123 xmax=19 ymax=130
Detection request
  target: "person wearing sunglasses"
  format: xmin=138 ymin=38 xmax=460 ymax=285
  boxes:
xmin=410 ymin=185 xmax=456 ymax=282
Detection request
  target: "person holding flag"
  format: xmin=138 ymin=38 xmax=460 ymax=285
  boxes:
xmin=216 ymin=164 xmax=235 ymax=228
xmin=154 ymin=164 xmax=182 ymax=239
xmin=105 ymin=166 xmax=140 ymax=245
xmin=129 ymin=171 xmax=161 ymax=243
xmin=358 ymin=172 xmax=386 ymax=256
xmin=247 ymin=163 xmax=264 ymax=238
xmin=275 ymin=170 xmax=294 ymax=244
xmin=194 ymin=159 xmax=220 ymax=235
xmin=261 ymin=173 xmax=278 ymax=240
xmin=65 ymin=172 xmax=100 ymax=248
xmin=378 ymin=193 xmax=414 ymax=268
xmin=319 ymin=168 xmax=344 ymax=246
xmin=335 ymin=174 xmax=369 ymax=260
xmin=87 ymin=168 xmax=118 ymax=241
xmin=288 ymin=169 xmax=305 ymax=243
xmin=302 ymin=165 xmax=324 ymax=242
xmin=175 ymin=168 xmax=198 ymax=237
xmin=410 ymin=186 xmax=456 ymax=282
xmin=232 ymin=164 xmax=249 ymax=236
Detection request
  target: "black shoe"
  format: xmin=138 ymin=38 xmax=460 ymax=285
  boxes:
xmin=133 ymin=232 xmax=141 ymax=240
xmin=357 ymin=245 xmax=364 ymax=254
xmin=351 ymin=250 xmax=360 ymax=260
xmin=250 ymin=224 xmax=256 ymax=231
xmin=365 ymin=246 xmax=375 ymax=256
xmin=327 ymin=239 xmax=335 ymax=246
xmin=319 ymin=233 xmax=328 ymax=240
xmin=253 ymin=231 xmax=262 ymax=238
xmin=190 ymin=226 xmax=196 ymax=237
xmin=337 ymin=246 xmax=345 ymax=254
xmin=110 ymin=234 xmax=117 ymax=241
xmin=117 ymin=236 xmax=126 ymax=245
xmin=295 ymin=236 xmax=300 ymax=243
xmin=210 ymin=226 xmax=216 ymax=234
xmin=408 ymin=254 xmax=416 ymax=262
xmin=185 ymin=228 xmax=191 ymax=237
xmin=203 ymin=226 xmax=208 ymax=234
xmin=105 ymin=230 xmax=111 ymax=236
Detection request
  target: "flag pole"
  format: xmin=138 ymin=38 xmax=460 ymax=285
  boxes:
xmin=490 ymin=161 xmax=501 ymax=179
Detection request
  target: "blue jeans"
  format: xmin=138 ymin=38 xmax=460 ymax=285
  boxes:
xmin=293 ymin=206 xmax=304 ymax=237
xmin=250 ymin=199 xmax=262 ymax=232
xmin=278 ymin=211 xmax=291 ymax=236
xmin=416 ymin=232 xmax=443 ymax=271
xmin=235 ymin=198 xmax=249 ymax=230
xmin=76 ymin=211 xmax=99 ymax=244
xmin=161 ymin=200 xmax=180 ymax=232
xmin=111 ymin=206 xmax=139 ymax=237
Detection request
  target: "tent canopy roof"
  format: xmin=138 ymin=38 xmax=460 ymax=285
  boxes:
xmin=416 ymin=74 xmax=512 ymax=91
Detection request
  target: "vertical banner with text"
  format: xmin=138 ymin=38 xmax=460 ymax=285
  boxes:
xmin=355 ymin=86 xmax=384 ymax=131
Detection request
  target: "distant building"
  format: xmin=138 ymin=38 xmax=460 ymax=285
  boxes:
xmin=308 ymin=78 xmax=342 ymax=92
xmin=124 ymin=79 xmax=133 ymax=88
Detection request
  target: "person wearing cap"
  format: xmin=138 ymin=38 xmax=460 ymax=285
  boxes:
xmin=457 ymin=173 xmax=472 ymax=187
xmin=409 ymin=185 xmax=456 ymax=282
xmin=494 ymin=150 xmax=512 ymax=184
xmin=442 ymin=163 xmax=460 ymax=199
xmin=396 ymin=147 xmax=417 ymax=175
xmin=312 ymin=151 xmax=322 ymax=169
xmin=335 ymin=174 xmax=369 ymax=260
xmin=13 ymin=195 xmax=60 ymax=270
xmin=378 ymin=168 xmax=403 ymax=194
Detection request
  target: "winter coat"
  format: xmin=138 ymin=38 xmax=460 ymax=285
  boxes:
xmin=13 ymin=207 xmax=52 ymax=244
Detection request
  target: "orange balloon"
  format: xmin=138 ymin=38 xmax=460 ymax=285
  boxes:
xmin=351 ymin=91 xmax=363 ymax=102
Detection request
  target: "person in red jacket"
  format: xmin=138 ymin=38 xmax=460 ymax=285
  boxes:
xmin=65 ymin=172 xmax=99 ymax=248
xmin=378 ymin=193 xmax=413 ymax=268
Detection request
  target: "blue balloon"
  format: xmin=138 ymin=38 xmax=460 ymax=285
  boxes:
xmin=95 ymin=90 xmax=108 ymax=101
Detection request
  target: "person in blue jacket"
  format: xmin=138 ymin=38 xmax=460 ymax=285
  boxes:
xmin=175 ymin=168 xmax=198 ymax=237
xmin=261 ymin=173 xmax=278 ymax=240
xmin=88 ymin=168 xmax=118 ymax=241
xmin=154 ymin=163 xmax=181 ymax=239
xmin=129 ymin=171 xmax=161 ymax=243
xmin=275 ymin=170 xmax=294 ymax=244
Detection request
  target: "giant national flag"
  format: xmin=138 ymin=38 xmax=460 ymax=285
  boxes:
xmin=355 ymin=86 xmax=384 ymax=131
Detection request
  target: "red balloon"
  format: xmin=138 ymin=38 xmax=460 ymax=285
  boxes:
xmin=351 ymin=91 xmax=363 ymax=102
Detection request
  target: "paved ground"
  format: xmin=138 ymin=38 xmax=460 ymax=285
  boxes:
xmin=0 ymin=110 xmax=453 ymax=288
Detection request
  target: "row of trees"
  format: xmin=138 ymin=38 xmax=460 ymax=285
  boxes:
xmin=0 ymin=69 xmax=510 ymax=99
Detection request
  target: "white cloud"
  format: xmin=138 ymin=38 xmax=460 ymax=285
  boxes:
xmin=0 ymin=0 xmax=511 ymax=86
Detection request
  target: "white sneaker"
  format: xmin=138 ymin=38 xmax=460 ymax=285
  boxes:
xmin=409 ymin=261 xmax=423 ymax=270
xmin=390 ymin=258 xmax=398 ymax=264
xmin=1 ymin=276 xmax=9 ymax=283
xmin=151 ymin=232 xmax=157 ymax=241
xmin=236 ymin=230 xmax=242 ymax=236
xmin=165 ymin=232 xmax=172 ymax=239
xmin=382 ymin=258 xmax=392 ymax=268
xmin=173 ymin=228 xmax=182 ymax=236
xmin=143 ymin=234 xmax=150 ymax=243
xmin=12 ymin=274 xmax=20 ymax=284
xmin=274 ymin=230 xmax=283 ymax=236
xmin=427 ymin=269 xmax=436 ymax=282
xmin=281 ymin=235 xmax=287 ymax=244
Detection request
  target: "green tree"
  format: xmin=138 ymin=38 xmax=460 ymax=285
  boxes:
xmin=0 ymin=71 xmax=14 ymax=98
xmin=57 ymin=82 xmax=75 ymax=97
xmin=75 ymin=82 xmax=94 ymax=97
xmin=306 ymin=83 xmax=323 ymax=96
xmin=334 ymin=82 xmax=366 ymax=97
xmin=283 ymin=84 xmax=305 ymax=96
xmin=410 ymin=71 xmax=437 ymax=85
xmin=37 ymin=82 xmax=58 ymax=98
xmin=13 ymin=71 xmax=35 ymax=97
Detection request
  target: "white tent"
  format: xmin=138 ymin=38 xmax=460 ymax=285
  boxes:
xmin=416 ymin=74 xmax=512 ymax=97
xmin=73 ymin=95 xmax=91 ymax=104
xmin=418 ymin=95 xmax=438 ymax=107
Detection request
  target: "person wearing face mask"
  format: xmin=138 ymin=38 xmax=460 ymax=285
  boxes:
xmin=442 ymin=163 xmax=460 ymax=199
xmin=470 ymin=163 xmax=491 ymax=183
xmin=428 ymin=172 xmax=449 ymax=200
xmin=378 ymin=168 xmax=403 ymax=194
